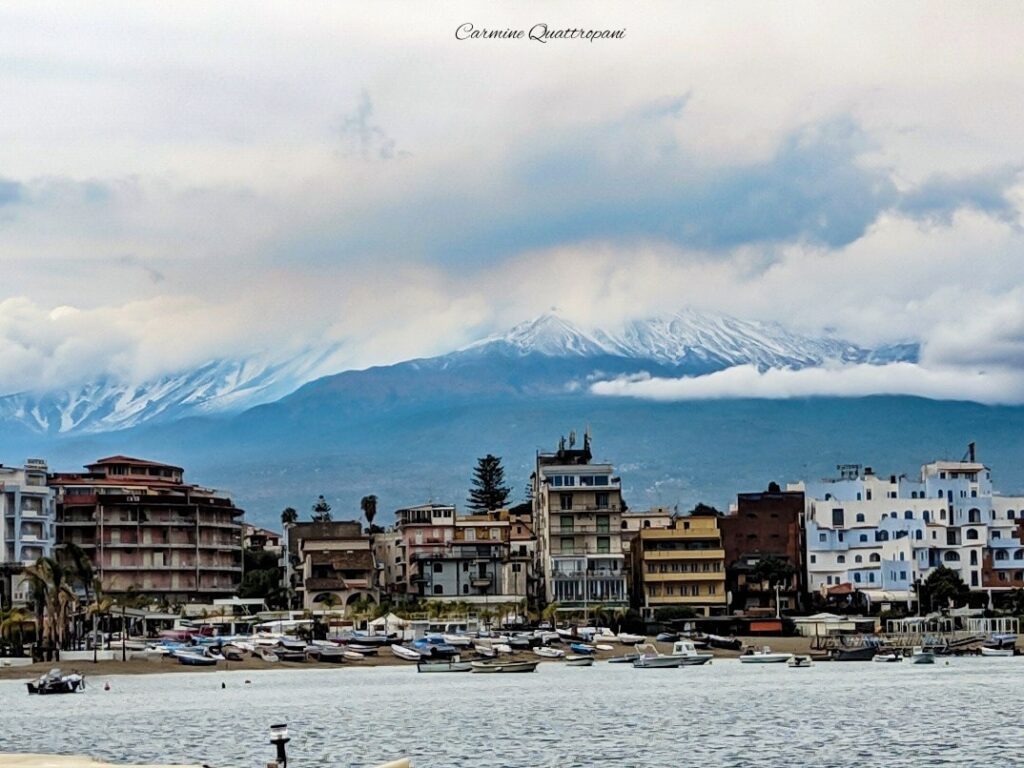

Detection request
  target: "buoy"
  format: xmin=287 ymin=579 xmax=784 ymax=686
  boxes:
xmin=221 ymin=682 xmax=226 ymax=689
xmin=104 ymin=682 xmax=111 ymax=691
xmin=244 ymin=680 xmax=251 ymax=684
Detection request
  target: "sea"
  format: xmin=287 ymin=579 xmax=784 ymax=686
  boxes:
xmin=0 ymin=658 xmax=1021 ymax=767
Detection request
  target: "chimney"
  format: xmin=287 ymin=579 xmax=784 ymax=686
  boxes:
xmin=968 ymin=442 xmax=976 ymax=463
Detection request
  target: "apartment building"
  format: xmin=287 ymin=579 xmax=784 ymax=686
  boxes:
xmin=287 ymin=520 xmax=378 ymax=611
xmin=533 ymin=434 xmax=628 ymax=609
xmin=0 ymin=459 xmax=57 ymax=606
xmin=634 ymin=513 xmax=727 ymax=617
xmin=51 ymin=456 xmax=243 ymax=603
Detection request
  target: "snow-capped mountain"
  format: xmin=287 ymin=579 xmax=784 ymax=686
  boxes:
xmin=0 ymin=348 xmax=339 ymax=435
xmin=463 ymin=310 xmax=917 ymax=370
xmin=0 ymin=308 xmax=918 ymax=437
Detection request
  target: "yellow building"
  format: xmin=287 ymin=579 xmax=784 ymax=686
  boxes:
xmin=636 ymin=514 xmax=727 ymax=617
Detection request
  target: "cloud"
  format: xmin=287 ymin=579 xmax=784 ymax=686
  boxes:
xmin=338 ymin=90 xmax=404 ymax=160
xmin=0 ymin=178 xmax=24 ymax=205
xmin=590 ymin=361 xmax=1024 ymax=405
xmin=898 ymin=167 xmax=1022 ymax=225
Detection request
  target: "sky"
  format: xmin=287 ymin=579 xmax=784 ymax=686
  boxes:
xmin=3 ymin=1 xmax=1024 ymax=403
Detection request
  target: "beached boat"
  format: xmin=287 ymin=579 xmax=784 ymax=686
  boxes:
xmin=343 ymin=650 xmax=365 ymax=661
xmin=569 ymin=642 xmax=596 ymax=655
xmin=980 ymin=647 xmax=1014 ymax=657
xmin=258 ymin=648 xmax=280 ymax=662
xmin=26 ymin=669 xmax=84 ymax=695
xmin=739 ymin=646 xmax=792 ymax=664
xmin=470 ymin=660 xmax=539 ymax=673
xmin=565 ymin=655 xmax=594 ymax=667
xmin=632 ymin=643 xmax=685 ymax=668
xmin=788 ymin=655 xmax=812 ymax=668
xmin=412 ymin=636 xmax=458 ymax=658
xmin=493 ymin=643 xmax=513 ymax=655
xmin=441 ymin=633 xmax=474 ymax=648
xmin=533 ymin=646 xmax=564 ymax=659
xmin=697 ymin=633 xmax=743 ymax=651
xmin=594 ymin=643 xmax=614 ymax=652
xmin=391 ymin=644 xmax=423 ymax=662
xmin=176 ymin=651 xmax=218 ymax=667
xmin=221 ymin=644 xmax=245 ymax=661
xmin=417 ymin=659 xmax=472 ymax=673
xmin=911 ymin=646 xmax=935 ymax=664
xmin=670 ymin=640 xmax=714 ymax=665
xmin=617 ymin=633 xmax=645 ymax=644
xmin=307 ymin=645 xmax=347 ymax=663
xmin=473 ymin=644 xmax=497 ymax=658
xmin=342 ymin=643 xmax=379 ymax=656
xmin=655 ymin=632 xmax=679 ymax=643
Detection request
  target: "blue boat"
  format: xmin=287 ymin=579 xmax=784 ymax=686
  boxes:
xmin=176 ymin=650 xmax=217 ymax=666
xmin=570 ymin=643 xmax=596 ymax=655
xmin=412 ymin=636 xmax=459 ymax=658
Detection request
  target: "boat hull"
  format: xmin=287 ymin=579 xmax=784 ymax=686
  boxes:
xmin=470 ymin=661 xmax=539 ymax=673
xmin=417 ymin=661 xmax=472 ymax=673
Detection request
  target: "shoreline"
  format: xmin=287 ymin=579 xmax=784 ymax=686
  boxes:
xmin=0 ymin=636 xmax=816 ymax=681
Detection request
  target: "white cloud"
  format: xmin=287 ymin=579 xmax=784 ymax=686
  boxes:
xmin=590 ymin=361 xmax=1024 ymax=405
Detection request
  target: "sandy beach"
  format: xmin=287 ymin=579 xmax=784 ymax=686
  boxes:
xmin=0 ymin=636 xmax=817 ymax=681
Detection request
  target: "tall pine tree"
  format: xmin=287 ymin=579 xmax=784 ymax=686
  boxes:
xmin=468 ymin=454 xmax=511 ymax=511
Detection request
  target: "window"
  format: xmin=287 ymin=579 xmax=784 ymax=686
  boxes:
xmin=462 ymin=584 xmax=469 ymax=594
xmin=1010 ymin=510 xmax=1017 ymax=520
xmin=560 ymin=494 xmax=573 ymax=511
xmin=993 ymin=531 xmax=1002 ymax=539
xmin=854 ymin=572 xmax=861 ymax=582
xmin=819 ymin=533 xmax=827 ymax=543
xmin=855 ymin=555 xmax=863 ymax=563
xmin=560 ymin=515 xmax=574 ymax=532
xmin=837 ymin=555 xmax=846 ymax=564
xmin=970 ymin=551 xmax=978 ymax=566
xmin=511 ymin=563 xmax=522 ymax=572
xmin=810 ymin=555 xmax=817 ymax=564
xmin=855 ymin=513 xmax=866 ymax=523
xmin=869 ymin=573 xmax=875 ymax=582
xmin=596 ymin=537 xmax=610 ymax=554
xmin=432 ymin=585 xmax=443 ymax=595
xmin=870 ymin=553 xmax=881 ymax=563
xmin=596 ymin=515 xmax=610 ymax=534
xmin=432 ymin=563 xmax=443 ymax=573
xmin=594 ymin=475 xmax=609 ymax=486
xmin=900 ymin=571 xmax=907 ymax=580
xmin=904 ymin=510 xmax=914 ymax=519
xmin=462 ymin=562 xmax=469 ymax=572
xmin=596 ymin=492 xmax=610 ymax=509
xmin=966 ymin=529 xmax=979 ymax=541
xmin=866 ymin=490 xmax=872 ymax=501
xmin=995 ymin=550 xmax=1008 ymax=561
xmin=915 ymin=530 xmax=923 ymax=540
xmin=560 ymin=537 xmax=574 ymax=553
xmin=832 ymin=509 xmax=845 ymax=527
xmin=859 ymin=534 xmax=868 ymax=542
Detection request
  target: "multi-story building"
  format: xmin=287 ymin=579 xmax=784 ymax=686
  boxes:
xmin=533 ymin=435 xmax=628 ymax=609
xmin=0 ymin=459 xmax=57 ymax=606
xmin=634 ymin=513 xmax=727 ymax=617
xmin=794 ymin=449 xmax=1024 ymax=608
xmin=720 ymin=484 xmax=805 ymax=613
xmin=51 ymin=456 xmax=243 ymax=603
xmin=242 ymin=524 xmax=283 ymax=553
xmin=505 ymin=506 xmax=538 ymax=608
xmin=287 ymin=521 xmax=378 ymax=611
xmin=621 ymin=508 xmax=672 ymax=608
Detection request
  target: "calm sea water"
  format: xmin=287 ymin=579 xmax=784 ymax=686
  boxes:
xmin=0 ymin=658 xmax=1021 ymax=768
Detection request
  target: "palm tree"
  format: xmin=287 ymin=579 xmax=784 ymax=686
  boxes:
xmin=541 ymin=601 xmax=561 ymax=625
xmin=22 ymin=557 xmax=78 ymax=657
xmin=57 ymin=542 xmax=95 ymax=650
xmin=611 ymin=606 xmax=629 ymax=634
xmin=360 ymin=495 xmax=378 ymax=528
xmin=280 ymin=507 xmax=298 ymax=527
xmin=0 ymin=608 xmax=33 ymax=656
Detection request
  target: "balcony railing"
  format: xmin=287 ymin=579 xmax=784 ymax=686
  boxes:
xmin=550 ymin=523 xmax=613 ymax=534
xmin=550 ymin=505 xmax=621 ymax=513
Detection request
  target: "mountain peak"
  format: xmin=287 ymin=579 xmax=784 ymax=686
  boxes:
xmin=465 ymin=313 xmax=612 ymax=357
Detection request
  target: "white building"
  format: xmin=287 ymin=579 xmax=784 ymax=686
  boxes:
xmin=0 ymin=459 xmax=57 ymax=606
xmin=794 ymin=451 xmax=1024 ymax=607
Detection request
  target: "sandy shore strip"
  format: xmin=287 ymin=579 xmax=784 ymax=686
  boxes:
xmin=0 ymin=636 xmax=817 ymax=680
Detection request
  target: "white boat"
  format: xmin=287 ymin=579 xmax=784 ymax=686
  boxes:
xmin=442 ymin=633 xmax=474 ymax=648
xmin=417 ymin=659 xmax=472 ymax=673
xmin=617 ymin=633 xmax=645 ymax=644
xmin=739 ymin=646 xmax=793 ymax=664
xmin=980 ymin=647 xmax=1014 ymax=657
xmin=474 ymin=644 xmax=497 ymax=658
xmin=911 ymin=646 xmax=935 ymax=664
xmin=787 ymin=655 xmax=812 ymax=668
xmin=565 ymin=655 xmax=594 ymax=666
xmin=670 ymin=640 xmax=714 ymax=666
xmin=470 ymin=660 xmax=539 ymax=673
xmin=343 ymin=650 xmax=365 ymax=661
xmin=533 ymin=647 xmax=565 ymax=659
xmin=594 ymin=643 xmax=614 ymax=652
xmin=493 ymin=643 xmax=513 ymax=655
xmin=258 ymin=648 xmax=280 ymax=662
xmin=391 ymin=644 xmax=422 ymax=662
xmin=632 ymin=643 xmax=685 ymax=668
xmin=873 ymin=652 xmax=903 ymax=663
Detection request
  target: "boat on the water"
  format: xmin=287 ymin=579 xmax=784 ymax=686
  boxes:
xmin=670 ymin=640 xmax=714 ymax=666
xmin=985 ymin=633 xmax=1018 ymax=650
xmin=911 ymin=646 xmax=935 ymax=664
xmin=632 ymin=643 xmax=685 ymax=668
xmin=565 ymin=655 xmax=594 ymax=667
xmin=832 ymin=645 xmax=878 ymax=662
xmin=739 ymin=646 xmax=792 ymax=664
xmin=470 ymin=660 xmax=540 ymax=673
xmin=980 ymin=646 xmax=1014 ymax=657
xmin=26 ymin=669 xmax=84 ymax=695
xmin=873 ymin=652 xmax=902 ymax=663
xmin=417 ymin=658 xmax=472 ymax=673
xmin=607 ymin=653 xmax=640 ymax=664
xmin=788 ymin=655 xmax=812 ymax=668
xmin=391 ymin=644 xmax=423 ymax=662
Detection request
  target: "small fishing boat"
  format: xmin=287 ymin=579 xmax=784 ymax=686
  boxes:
xmin=508 ymin=635 xmax=534 ymax=650
xmin=873 ymin=652 xmax=903 ymax=663
xmin=417 ymin=658 xmax=472 ymax=673
xmin=533 ymin=646 xmax=565 ymax=659
xmin=617 ymin=633 xmax=645 ymax=644
xmin=221 ymin=644 xmax=245 ymax=661
xmin=788 ymin=655 xmax=813 ymax=668
xmin=258 ymin=648 xmax=280 ymax=662
xmin=670 ymin=640 xmax=714 ymax=666
xmin=470 ymin=660 xmax=539 ymax=673
xmin=739 ymin=646 xmax=792 ymax=664
xmin=391 ymin=644 xmax=423 ymax=662
xmin=569 ymin=642 xmax=596 ymax=655
xmin=26 ymin=669 xmax=84 ymax=695
xmin=412 ymin=636 xmax=459 ymax=658
xmin=832 ymin=645 xmax=878 ymax=662
xmin=442 ymin=633 xmax=474 ymax=648
xmin=655 ymin=632 xmax=679 ymax=643
xmin=594 ymin=643 xmax=614 ymax=652
xmin=697 ymin=633 xmax=743 ymax=651
xmin=177 ymin=651 xmax=218 ymax=667
xmin=911 ymin=646 xmax=935 ymax=664
xmin=474 ymin=644 xmax=497 ymax=658
xmin=565 ymin=655 xmax=594 ymax=667
xmin=343 ymin=643 xmax=379 ymax=656
xmin=980 ymin=647 xmax=1014 ymax=657
xmin=607 ymin=653 xmax=640 ymax=664
xmin=310 ymin=645 xmax=347 ymax=663
xmin=493 ymin=643 xmax=513 ymax=655
xmin=986 ymin=633 xmax=1018 ymax=650
xmin=632 ymin=643 xmax=685 ymax=669
xmin=343 ymin=650 xmax=365 ymax=661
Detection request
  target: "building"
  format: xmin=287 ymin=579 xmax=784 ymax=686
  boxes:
xmin=287 ymin=521 xmax=378 ymax=611
xmin=505 ymin=505 xmax=539 ymax=608
xmin=634 ymin=513 xmax=727 ymax=617
xmin=0 ymin=459 xmax=57 ymax=607
xmin=532 ymin=434 xmax=628 ymax=609
xmin=720 ymin=484 xmax=805 ymax=614
xmin=794 ymin=448 xmax=1024 ymax=609
xmin=51 ymin=456 xmax=243 ymax=603
xmin=621 ymin=508 xmax=673 ymax=608
xmin=242 ymin=524 xmax=283 ymax=553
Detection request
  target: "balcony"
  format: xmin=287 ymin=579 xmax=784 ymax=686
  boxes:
xmin=471 ymin=577 xmax=492 ymax=587
xmin=643 ymin=549 xmax=725 ymax=560
xmin=646 ymin=594 xmax=728 ymax=606
xmin=550 ymin=523 xmax=613 ymax=535
xmin=644 ymin=572 xmax=725 ymax=583
xmin=550 ymin=504 xmax=621 ymax=513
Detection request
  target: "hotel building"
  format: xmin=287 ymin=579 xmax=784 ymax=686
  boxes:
xmin=0 ymin=459 xmax=57 ymax=606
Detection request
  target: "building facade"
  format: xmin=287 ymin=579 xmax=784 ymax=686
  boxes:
xmin=0 ymin=459 xmax=57 ymax=607
xmin=533 ymin=435 xmax=628 ymax=609
xmin=720 ymin=485 xmax=805 ymax=614
xmin=634 ymin=514 xmax=727 ymax=617
xmin=51 ymin=456 xmax=243 ymax=604
xmin=287 ymin=521 xmax=378 ymax=611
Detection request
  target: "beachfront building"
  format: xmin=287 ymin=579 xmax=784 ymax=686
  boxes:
xmin=51 ymin=456 xmax=243 ymax=603
xmin=287 ymin=520 xmax=378 ymax=611
xmin=532 ymin=434 xmax=628 ymax=609
xmin=242 ymin=524 xmax=283 ymax=553
xmin=621 ymin=508 xmax=673 ymax=608
xmin=0 ymin=459 xmax=57 ymax=607
xmin=720 ymin=484 xmax=805 ymax=614
xmin=795 ymin=449 xmax=1024 ymax=608
xmin=634 ymin=513 xmax=727 ymax=617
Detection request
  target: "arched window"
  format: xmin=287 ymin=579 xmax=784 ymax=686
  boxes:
xmin=968 ymin=508 xmax=982 ymax=524
xmin=940 ymin=510 xmax=946 ymax=520
xmin=904 ymin=510 xmax=914 ymax=519
xmin=915 ymin=530 xmax=923 ymax=540
xmin=855 ymin=555 xmax=863 ymax=563
xmin=923 ymin=511 xmax=930 ymax=522
xmin=1015 ymin=549 xmax=1024 ymax=561
xmin=854 ymin=572 xmax=862 ymax=582
xmin=937 ymin=489 xmax=944 ymax=498
xmin=943 ymin=551 xmax=960 ymax=562
xmin=970 ymin=550 xmax=978 ymax=566
xmin=859 ymin=534 xmax=868 ymax=542
xmin=876 ymin=531 xmax=890 ymax=542
xmin=1009 ymin=510 xmax=1017 ymax=520
xmin=891 ymin=511 xmax=898 ymax=519
xmin=643 ymin=520 xmax=651 ymax=528
xmin=825 ymin=493 xmax=832 ymax=501
xmin=837 ymin=555 xmax=846 ymax=564
xmin=966 ymin=529 xmax=979 ymax=541
xmin=995 ymin=550 xmax=1009 ymax=561
xmin=856 ymin=513 xmax=865 ymax=523
xmin=870 ymin=553 xmax=881 ymax=563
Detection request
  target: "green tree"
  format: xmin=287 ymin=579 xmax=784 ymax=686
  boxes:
xmin=687 ymin=503 xmax=723 ymax=517
xmin=920 ymin=565 xmax=969 ymax=611
xmin=467 ymin=454 xmax=511 ymax=511
xmin=311 ymin=495 xmax=333 ymax=522
xmin=360 ymin=495 xmax=378 ymax=527
xmin=750 ymin=555 xmax=795 ymax=588
xmin=280 ymin=507 xmax=298 ymax=526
